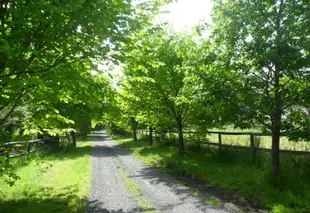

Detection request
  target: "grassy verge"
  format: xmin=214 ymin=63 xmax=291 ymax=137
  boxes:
xmin=0 ymin=138 xmax=92 ymax=213
xmin=115 ymin=137 xmax=310 ymax=213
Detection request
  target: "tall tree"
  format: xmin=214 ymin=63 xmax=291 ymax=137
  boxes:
xmin=119 ymin=80 xmax=175 ymax=143
xmin=121 ymin=27 xmax=195 ymax=154
xmin=205 ymin=0 xmax=310 ymax=177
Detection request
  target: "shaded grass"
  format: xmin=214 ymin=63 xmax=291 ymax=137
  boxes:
xmin=0 ymin=138 xmax=91 ymax=213
xmin=116 ymin=137 xmax=310 ymax=213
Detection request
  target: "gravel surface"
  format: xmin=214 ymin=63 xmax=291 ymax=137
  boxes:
xmin=88 ymin=131 xmax=230 ymax=213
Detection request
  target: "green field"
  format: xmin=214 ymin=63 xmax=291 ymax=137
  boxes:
xmin=0 ymin=140 xmax=91 ymax=213
xmin=115 ymin=136 xmax=310 ymax=213
xmin=158 ymin=128 xmax=310 ymax=151
xmin=206 ymin=128 xmax=310 ymax=151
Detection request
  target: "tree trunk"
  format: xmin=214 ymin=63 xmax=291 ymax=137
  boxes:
xmin=71 ymin=131 xmax=76 ymax=148
xmin=178 ymin=121 xmax=185 ymax=155
xmin=271 ymin=106 xmax=281 ymax=178
xmin=271 ymin=130 xmax=280 ymax=178
xmin=133 ymin=128 xmax=137 ymax=141
xmin=130 ymin=117 xmax=138 ymax=141
xmin=272 ymin=61 xmax=282 ymax=178
xmin=149 ymin=127 xmax=153 ymax=146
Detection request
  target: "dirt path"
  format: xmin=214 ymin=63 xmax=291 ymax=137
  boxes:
xmin=87 ymin=131 xmax=230 ymax=213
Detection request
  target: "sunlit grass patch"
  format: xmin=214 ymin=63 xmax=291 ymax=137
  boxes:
xmin=0 ymin=139 xmax=91 ymax=213
xmin=123 ymin=177 xmax=143 ymax=197
xmin=205 ymin=128 xmax=310 ymax=151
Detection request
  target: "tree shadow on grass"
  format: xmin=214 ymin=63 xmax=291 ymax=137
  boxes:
xmin=0 ymin=185 xmax=86 ymax=213
xmin=43 ymin=132 xmax=110 ymax=161
xmin=0 ymin=184 xmax=144 ymax=213
xmin=118 ymin=139 xmax=150 ymax=150
xmin=49 ymin=145 xmax=90 ymax=159
xmin=34 ymin=132 xmax=132 ymax=162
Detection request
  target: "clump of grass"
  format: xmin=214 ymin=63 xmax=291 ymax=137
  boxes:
xmin=0 ymin=140 xmax=91 ymax=213
xmin=118 ymin=163 xmax=158 ymax=213
xmin=121 ymin=176 xmax=158 ymax=212
xmin=207 ymin=197 xmax=220 ymax=207
xmin=123 ymin=177 xmax=143 ymax=197
xmin=116 ymin=136 xmax=310 ymax=213
xmin=137 ymin=198 xmax=158 ymax=213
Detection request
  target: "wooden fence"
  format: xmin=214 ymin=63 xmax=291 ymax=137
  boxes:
xmin=0 ymin=139 xmax=45 ymax=158
xmin=0 ymin=135 xmax=73 ymax=159
xmin=137 ymin=130 xmax=310 ymax=161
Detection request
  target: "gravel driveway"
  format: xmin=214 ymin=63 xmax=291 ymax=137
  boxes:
xmin=87 ymin=130 xmax=230 ymax=213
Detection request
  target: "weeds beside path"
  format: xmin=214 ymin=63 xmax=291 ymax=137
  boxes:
xmin=0 ymin=139 xmax=91 ymax=213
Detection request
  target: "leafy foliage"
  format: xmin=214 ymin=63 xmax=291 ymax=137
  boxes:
xmin=189 ymin=0 xmax=310 ymax=177
xmin=118 ymin=27 xmax=199 ymax=153
xmin=0 ymin=0 xmax=170 ymax=137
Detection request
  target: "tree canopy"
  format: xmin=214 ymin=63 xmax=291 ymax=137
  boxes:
xmin=0 ymin=0 xmax=170 ymax=138
xmin=110 ymin=0 xmax=310 ymax=178
xmin=1 ymin=0 xmax=309 ymax=180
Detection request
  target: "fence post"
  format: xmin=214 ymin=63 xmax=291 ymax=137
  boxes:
xmin=27 ymin=142 xmax=31 ymax=153
xmin=5 ymin=146 xmax=9 ymax=162
xmin=250 ymin=134 xmax=256 ymax=164
xmin=149 ymin=127 xmax=153 ymax=146
xmin=218 ymin=133 xmax=222 ymax=152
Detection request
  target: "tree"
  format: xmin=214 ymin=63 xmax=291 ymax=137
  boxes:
xmin=120 ymin=27 xmax=195 ymax=154
xmin=0 ymin=0 xmax=171 ymax=136
xmin=0 ymin=0 xmax=133 ymax=119
xmin=119 ymin=79 xmax=175 ymax=144
xmin=203 ymin=0 xmax=310 ymax=178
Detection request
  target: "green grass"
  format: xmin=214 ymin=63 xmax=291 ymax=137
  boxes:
xmin=123 ymin=177 xmax=143 ymax=197
xmin=116 ymin=137 xmax=310 ymax=213
xmin=0 ymin=139 xmax=92 ymax=213
xmin=206 ymin=128 xmax=310 ymax=151
xmin=122 ymin=176 xmax=157 ymax=213
xmin=207 ymin=197 xmax=220 ymax=207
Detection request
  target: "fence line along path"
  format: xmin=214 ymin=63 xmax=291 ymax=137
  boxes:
xmin=0 ymin=135 xmax=73 ymax=159
xmin=137 ymin=130 xmax=310 ymax=164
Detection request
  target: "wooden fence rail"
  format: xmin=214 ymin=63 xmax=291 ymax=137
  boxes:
xmin=0 ymin=135 xmax=73 ymax=159
xmin=136 ymin=130 xmax=310 ymax=161
xmin=0 ymin=139 xmax=45 ymax=158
